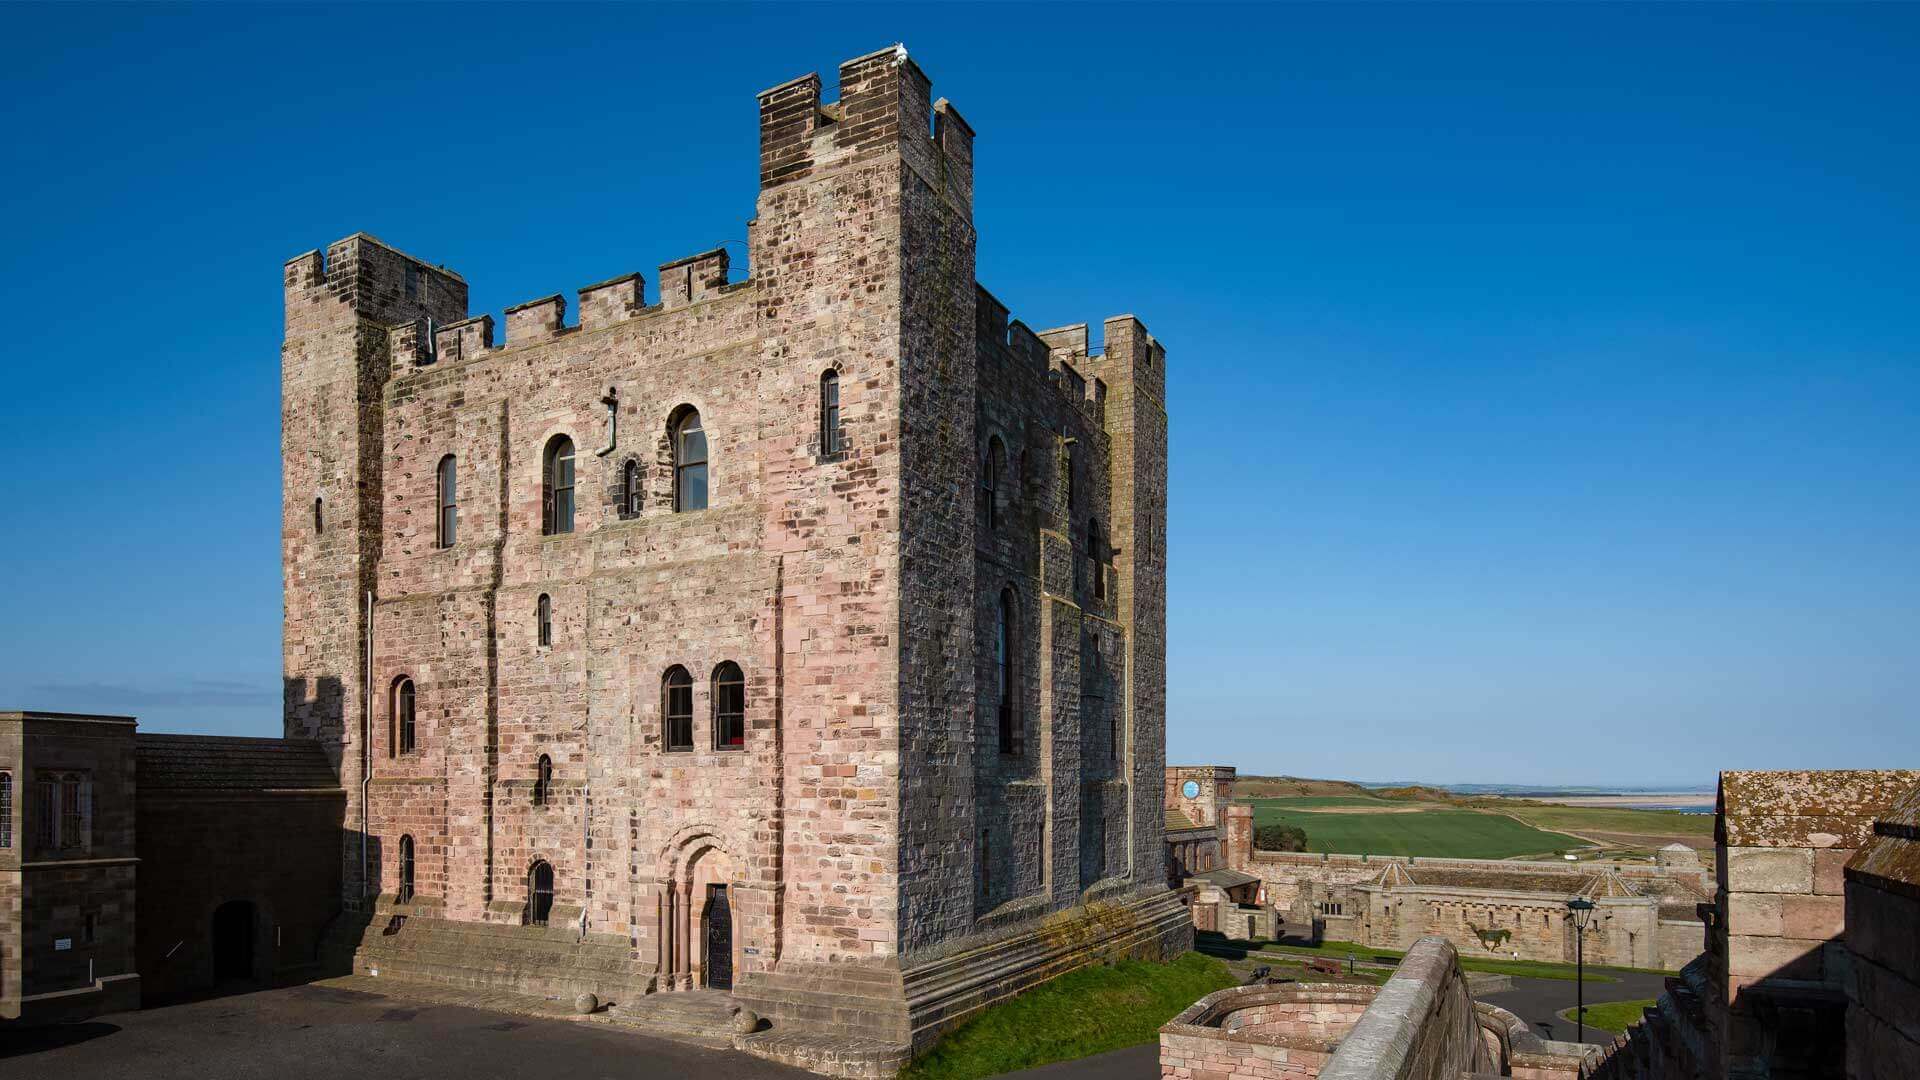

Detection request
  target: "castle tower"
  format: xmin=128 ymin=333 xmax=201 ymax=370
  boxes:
xmin=281 ymin=236 xmax=465 ymax=905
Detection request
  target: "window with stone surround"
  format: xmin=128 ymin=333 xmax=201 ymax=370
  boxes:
xmin=543 ymin=435 xmax=576 ymax=535
xmin=436 ymin=455 xmax=457 ymax=548
xmin=712 ymin=662 xmax=745 ymax=750
xmin=663 ymin=666 xmax=694 ymax=752
xmin=397 ymin=834 xmax=415 ymax=903
xmin=534 ymin=755 xmax=552 ymax=807
xmin=31 ymin=772 xmax=89 ymax=853
xmin=982 ymin=437 xmax=1004 ymax=532
xmin=313 ymin=496 xmax=323 ymax=534
xmin=536 ymin=594 xmax=552 ymax=648
xmin=819 ymin=370 xmax=842 ymax=456
xmin=995 ymin=589 xmax=1020 ymax=755
xmin=620 ymin=459 xmax=643 ymax=519
xmin=0 ymin=770 xmax=10 ymax=848
xmin=528 ymin=861 xmax=554 ymax=926
xmin=672 ymin=408 xmax=708 ymax=512
xmin=392 ymin=677 xmax=416 ymax=756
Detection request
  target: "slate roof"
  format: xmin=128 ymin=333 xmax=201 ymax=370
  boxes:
xmin=1718 ymin=770 xmax=1920 ymax=849
xmin=136 ymin=734 xmax=341 ymax=792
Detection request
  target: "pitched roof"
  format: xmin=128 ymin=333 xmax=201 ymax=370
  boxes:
xmin=136 ymin=734 xmax=341 ymax=793
xmin=1165 ymin=808 xmax=1207 ymax=832
xmin=1845 ymin=785 xmax=1920 ymax=894
xmin=1719 ymin=770 xmax=1920 ymax=849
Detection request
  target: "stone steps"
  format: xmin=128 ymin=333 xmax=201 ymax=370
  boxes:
xmin=323 ymin=910 xmax=653 ymax=1007
xmin=602 ymin=989 xmax=742 ymax=1049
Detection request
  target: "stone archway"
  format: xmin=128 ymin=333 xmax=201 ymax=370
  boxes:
xmin=658 ymin=833 xmax=737 ymax=992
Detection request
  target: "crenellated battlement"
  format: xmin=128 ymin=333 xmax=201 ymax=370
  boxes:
xmin=757 ymin=43 xmax=973 ymax=211
xmin=976 ymin=286 xmax=1161 ymax=428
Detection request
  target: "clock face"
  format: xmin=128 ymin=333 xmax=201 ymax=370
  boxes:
xmin=1182 ymin=780 xmax=1200 ymax=799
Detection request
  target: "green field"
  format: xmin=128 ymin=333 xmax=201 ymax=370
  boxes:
xmin=1482 ymin=802 xmax=1712 ymax=845
xmin=1246 ymin=798 xmax=1588 ymax=859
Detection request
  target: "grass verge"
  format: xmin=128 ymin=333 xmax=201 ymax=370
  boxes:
xmin=1560 ymin=998 xmax=1657 ymax=1035
xmin=1198 ymin=934 xmax=1674 ymax=982
xmin=900 ymin=952 xmax=1235 ymax=1080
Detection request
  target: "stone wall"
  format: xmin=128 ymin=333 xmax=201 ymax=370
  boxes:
xmin=1318 ymin=937 xmax=1491 ymax=1080
xmin=0 ymin=712 xmax=142 ymax=1024
xmin=1161 ymin=982 xmax=1378 ymax=1079
xmin=1841 ymin=785 xmax=1920 ymax=1080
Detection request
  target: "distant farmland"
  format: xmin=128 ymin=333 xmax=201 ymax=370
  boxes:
xmin=1245 ymin=796 xmax=1590 ymax=859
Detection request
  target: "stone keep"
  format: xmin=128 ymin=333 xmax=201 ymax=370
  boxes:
xmin=280 ymin=45 xmax=1183 ymax=1054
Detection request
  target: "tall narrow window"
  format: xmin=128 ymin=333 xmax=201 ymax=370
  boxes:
xmin=980 ymin=830 xmax=992 ymax=904
xmin=543 ymin=435 xmax=576 ymax=535
xmin=996 ymin=589 xmax=1019 ymax=755
xmin=397 ymin=834 xmax=415 ymax=903
xmin=621 ymin=459 xmax=642 ymax=519
xmin=534 ymin=754 xmax=552 ymax=807
xmin=436 ymin=455 xmax=457 ymax=548
xmin=819 ymin=370 xmax=842 ymax=455
xmin=673 ymin=410 xmax=708 ymax=511
xmin=59 ymin=775 xmax=83 ymax=850
xmin=313 ymin=496 xmax=324 ymax=534
xmin=983 ymin=438 xmax=1004 ymax=532
xmin=34 ymin=777 xmax=54 ymax=849
xmin=393 ymin=677 xmax=416 ymax=756
xmin=712 ymin=662 xmax=745 ymax=750
xmin=528 ymin=861 xmax=555 ymax=926
xmin=536 ymin=594 xmax=552 ymax=648
xmin=663 ymin=666 xmax=694 ymax=752
xmin=1064 ymin=443 xmax=1076 ymax=512
xmin=1088 ymin=518 xmax=1104 ymax=599
xmin=0 ymin=771 xmax=10 ymax=849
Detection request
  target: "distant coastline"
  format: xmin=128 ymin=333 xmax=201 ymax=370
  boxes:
xmin=1491 ymin=792 xmax=1715 ymax=813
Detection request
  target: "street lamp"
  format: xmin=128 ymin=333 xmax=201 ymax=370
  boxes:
xmin=1567 ymin=897 xmax=1597 ymax=1044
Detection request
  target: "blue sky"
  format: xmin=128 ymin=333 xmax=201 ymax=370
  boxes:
xmin=1 ymin=4 xmax=1913 ymax=787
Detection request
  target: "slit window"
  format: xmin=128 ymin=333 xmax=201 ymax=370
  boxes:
xmin=534 ymin=754 xmax=552 ymax=807
xmin=436 ymin=455 xmax=457 ymax=548
xmin=537 ymin=593 xmax=553 ymax=648
xmin=393 ymin=677 xmax=416 ymax=756
xmin=398 ymin=834 xmax=415 ymax=903
xmin=996 ymin=589 xmax=1019 ymax=755
xmin=0 ymin=771 xmax=10 ymax=849
xmin=820 ymin=370 xmax=842 ymax=456
xmin=621 ymin=459 xmax=643 ymax=519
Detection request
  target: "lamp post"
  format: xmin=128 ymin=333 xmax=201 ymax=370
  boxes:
xmin=1567 ymin=897 xmax=1596 ymax=1043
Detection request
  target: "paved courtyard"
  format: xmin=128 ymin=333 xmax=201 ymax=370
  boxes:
xmin=0 ymin=982 xmax=812 ymax=1080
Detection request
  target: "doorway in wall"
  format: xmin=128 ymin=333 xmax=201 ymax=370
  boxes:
xmin=211 ymin=900 xmax=255 ymax=982
xmin=703 ymin=884 xmax=732 ymax=990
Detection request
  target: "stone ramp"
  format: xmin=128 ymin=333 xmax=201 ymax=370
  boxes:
xmin=603 ymin=988 xmax=741 ymax=1049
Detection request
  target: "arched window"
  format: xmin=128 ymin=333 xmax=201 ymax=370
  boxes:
xmin=392 ymin=677 xmax=416 ymax=756
xmin=543 ymin=435 xmax=576 ymax=535
xmin=536 ymin=594 xmax=552 ymax=648
xmin=534 ymin=754 xmax=552 ymax=807
xmin=621 ymin=459 xmax=643 ymax=519
xmin=397 ymin=834 xmax=415 ymax=903
xmin=527 ymin=861 xmax=555 ymax=926
xmin=712 ymin=662 xmax=745 ymax=750
xmin=819 ymin=370 xmax=842 ymax=455
xmin=672 ymin=409 xmax=708 ymax=512
xmin=313 ymin=496 xmax=323 ymax=534
xmin=663 ymin=666 xmax=694 ymax=752
xmin=436 ymin=455 xmax=457 ymax=548
xmin=983 ymin=437 xmax=1004 ymax=532
xmin=0 ymin=771 xmax=12 ymax=849
xmin=996 ymin=589 xmax=1019 ymax=755
xmin=1088 ymin=518 xmax=1104 ymax=599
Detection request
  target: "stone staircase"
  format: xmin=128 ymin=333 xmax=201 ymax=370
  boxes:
xmin=604 ymin=988 xmax=742 ymax=1049
xmin=322 ymin=910 xmax=654 ymax=1009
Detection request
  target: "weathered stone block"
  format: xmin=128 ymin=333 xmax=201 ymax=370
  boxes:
xmin=1725 ymin=847 xmax=1814 ymax=894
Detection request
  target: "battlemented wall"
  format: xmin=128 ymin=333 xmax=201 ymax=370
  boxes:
xmin=280 ymin=45 xmax=1174 ymax=1053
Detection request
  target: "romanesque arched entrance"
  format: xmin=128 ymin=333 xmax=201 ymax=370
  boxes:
xmin=658 ymin=836 xmax=737 ymax=992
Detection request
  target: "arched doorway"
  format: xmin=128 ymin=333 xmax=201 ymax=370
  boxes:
xmin=528 ymin=861 xmax=555 ymax=926
xmin=211 ymin=900 xmax=255 ymax=982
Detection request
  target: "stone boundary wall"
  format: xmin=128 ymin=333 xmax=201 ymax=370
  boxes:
xmin=1318 ymin=936 xmax=1488 ymax=1080
xmin=1161 ymin=982 xmax=1379 ymax=1079
xmin=1842 ymin=785 xmax=1920 ymax=1080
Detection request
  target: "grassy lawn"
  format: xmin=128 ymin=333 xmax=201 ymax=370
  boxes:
xmin=1244 ymin=800 xmax=1588 ymax=859
xmin=900 ymin=952 xmax=1235 ymax=1080
xmin=1561 ymin=998 xmax=1657 ymax=1035
xmin=1197 ymin=934 xmax=1673 ymax=982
